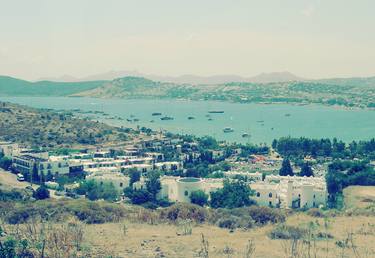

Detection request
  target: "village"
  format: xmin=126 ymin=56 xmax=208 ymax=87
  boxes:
xmin=0 ymin=128 xmax=328 ymax=210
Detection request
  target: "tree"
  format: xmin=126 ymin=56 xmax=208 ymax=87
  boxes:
xmin=210 ymin=180 xmax=255 ymax=209
xmin=0 ymin=156 xmax=12 ymax=170
xmin=128 ymin=188 xmax=152 ymax=205
xmin=190 ymin=190 xmax=208 ymax=206
xmin=300 ymin=163 xmax=314 ymax=177
xmin=129 ymin=169 xmax=141 ymax=185
xmin=32 ymin=163 xmax=39 ymax=183
xmin=33 ymin=186 xmax=50 ymax=200
xmin=279 ymin=159 xmax=294 ymax=176
xmin=146 ymin=172 xmax=161 ymax=201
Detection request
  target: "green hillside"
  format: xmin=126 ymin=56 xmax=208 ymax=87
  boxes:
xmin=0 ymin=76 xmax=106 ymax=96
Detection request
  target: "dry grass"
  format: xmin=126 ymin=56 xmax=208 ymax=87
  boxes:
xmin=80 ymin=213 xmax=375 ymax=258
xmin=344 ymin=186 xmax=375 ymax=209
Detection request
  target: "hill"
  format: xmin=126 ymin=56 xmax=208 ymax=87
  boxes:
xmin=0 ymin=101 xmax=131 ymax=148
xmin=37 ymin=71 xmax=303 ymax=84
xmin=0 ymin=75 xmax=106 ymax=96
xmin=1 ymin=75 xmax=374 ymax=108
xmin=75 ymin=76 xmax=375 ymax=108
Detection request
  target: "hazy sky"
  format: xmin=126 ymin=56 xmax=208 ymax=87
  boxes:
xmin=1 ymin=0 xmax=375 ymax=80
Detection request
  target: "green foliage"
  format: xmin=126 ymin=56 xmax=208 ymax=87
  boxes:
xmin=198 ymin=136 xmax=218 ymax=150
xmin=210 ymin=180 xmax=256 ymax=209
xmin=128 ymin=169 xmax=141 ymax=185
xmin=33 ymin=186 xmax=50 ymax=200
xmin=300 ymin=162 xmax=314 ymax=177
xmin=0 ymin=188 xmax=27 ymax=201
xmin=75 ymin=179 xmax=119 ymax=201
xmin=0 ymin=156 xmax=12 ymax=170
xmin=279 ymin=159 xmax=294 ymax=176
xmin=190 ymin=190 xmax=208 ymax=207
xmin=274 ymin=137 xmax=375 ymax=159
xmin=124 ymin=172 xmax=161 ymax=206
xmin=326 ymin=160 xmax=375 ymax=208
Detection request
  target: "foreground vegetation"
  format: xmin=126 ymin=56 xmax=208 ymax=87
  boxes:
xmin=0 ymin=192 xmax=374 ymax=257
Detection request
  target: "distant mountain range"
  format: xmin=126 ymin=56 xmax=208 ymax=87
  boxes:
xmin=1 ymin=74 xmax=374 ymax=108
xmin=38 ymin=71 xmax=305 ymax=84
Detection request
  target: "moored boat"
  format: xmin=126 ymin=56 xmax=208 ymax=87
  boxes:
xmin=223 ymin=127 xmax=234 ymax=133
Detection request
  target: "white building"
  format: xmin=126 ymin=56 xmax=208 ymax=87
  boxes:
xmin=158 ymin=176 xmax=223 ymax=203
xmin=251 ymin=175 xmax=327 ymax=209
xmin=12 ymin=154 xmax=70 ymax=177
xmin=87 ymin=173 xmax=130 ymax=192
xmin=154 ymin=161 xmax=183 ymax=172
xmin=0 ymin=141 xmax=19 ymax=157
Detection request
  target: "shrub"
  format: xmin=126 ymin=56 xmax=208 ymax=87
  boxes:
xmin=159 ymin=203 xmax=208 ymax=223
xmin=217 ymin=216 xmax=241 ymax=229
xmin=190 ymin=190 xmax=208 ymax=207
xmin=307 ymin=208 xmax=326 ymax=218
xmin=211 ymin=208 xmax=255 ymax=229
xmin=247 ymin=206 xmax=285 ymax=225
xmin=33 ymin=186 xmax=50 ymax=200
xmin=269 ymin=224 xmax=307 ymax=240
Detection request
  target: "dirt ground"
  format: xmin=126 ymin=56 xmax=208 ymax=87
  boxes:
xmin=83 ymin=213 xmax=375 ymax=258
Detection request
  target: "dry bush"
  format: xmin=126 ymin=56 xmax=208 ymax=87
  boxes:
xmin=307 ymin=208 xmax=326 ymax=218
xmin=159 ymin=203 xmax=209 ymax=223
xmin=176 ymin=219 xmax=193 ymax=236
xmin=247 ymin=206 xmax=286 ymax=225
xmin=2 ymin=216 xmax=88 ymax=258
xmin=269 ymin=224 xmax=307 ymax=240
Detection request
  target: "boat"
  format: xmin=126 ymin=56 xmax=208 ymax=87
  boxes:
xmin=285 ymin=113 xmax=291 ymax=117
xmin=187 ymin=116 xmax=195 ymax=120
xmin=150 ymin=120 xmax=155 ymax=123
xmin=152 ymin=112 xmax=162 ymax=116
xmin=208 ymin=110 xmax=224 ymax=114
xmin=242 ymin=133 xmax=250 ymax=138
xmin=256 ymin=120 xmax=264 ymax=123
xmin=208 ymin=118 xmax=213 ymax=121
xmin=126 ymin=119 xmax=132 ymax=122
xmin=223 ymin=127 xmax=234 ymax=133
xmin=133 ymin=118 xmax=139 ymax=122
xmin=160 ymin=116 xmax=174 ymax=121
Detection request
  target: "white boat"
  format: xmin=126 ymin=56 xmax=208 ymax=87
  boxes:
xmin=223 ymin=127 xmax=234 ymax=133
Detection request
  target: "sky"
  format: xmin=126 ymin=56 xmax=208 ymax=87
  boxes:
xmin=0 ymin=0 xmax=375 ymax=80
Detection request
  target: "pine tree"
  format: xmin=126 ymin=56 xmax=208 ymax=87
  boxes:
xmin=300 ymin=162 xmax=314 ymax=177
xmin=279 ymin=159 xmax=294 ymax=176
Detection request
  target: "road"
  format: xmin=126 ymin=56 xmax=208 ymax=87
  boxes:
xmin=0 ymin=168 xmax=61 ymax=198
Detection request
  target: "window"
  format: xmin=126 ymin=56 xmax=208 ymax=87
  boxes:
xmin=120 ymin=182 xmax=123 ymax=187
xmin=184 ymin=190 xmax=189 ymax=196
xmin=269 ymin=201 xmax=272 ymax=207
xmin=256 ymin=192 xmax=260 ymax=197
xmin=313 ymin=194 xmax=316 ymax=198
xmin=269 ymin=192 xmax=273 ymax=198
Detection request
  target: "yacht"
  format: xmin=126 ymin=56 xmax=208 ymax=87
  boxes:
xmin=223 ymin=127 xmax=234 ymax=133
xmin=160 ymin=116 xmax=174 ymax=121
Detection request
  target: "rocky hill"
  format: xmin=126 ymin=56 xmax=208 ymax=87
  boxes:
xmin=0 ymin=101 xmax=130 ymax=148
xmin=1 ymin=75 xmax=374 ymax=108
